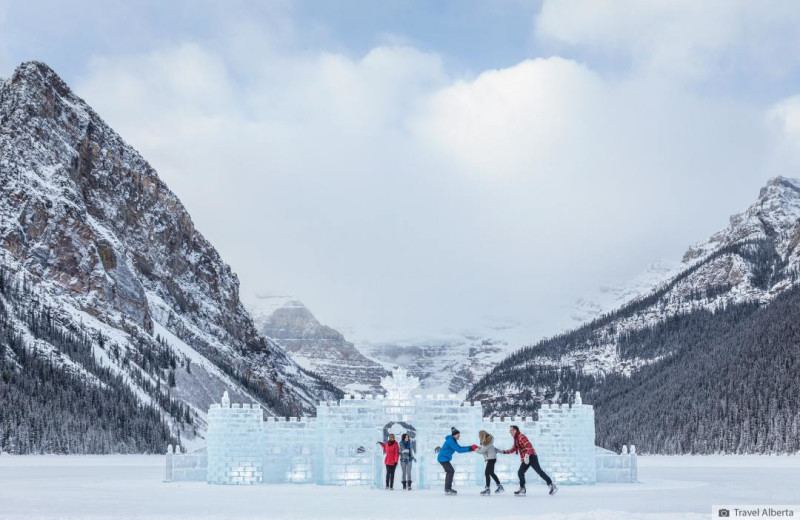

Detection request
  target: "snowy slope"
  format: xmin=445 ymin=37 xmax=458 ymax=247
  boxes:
xmin=0 ymin=61 xmax=341 ymax=451
xmin=569 ymin=259 xmax=679 ymax=325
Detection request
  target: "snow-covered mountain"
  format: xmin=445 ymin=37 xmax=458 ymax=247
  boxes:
xmin=248 ymin=295 xmax=387 ymax=394
xmin=472 ymin=176 xmax=800 ymax=383
xmin=468 ymin=176 xmax=800 ymax=453
xmin=0 ymin=62 xmax=341 ymax=452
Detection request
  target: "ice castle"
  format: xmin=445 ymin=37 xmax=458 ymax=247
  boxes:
xmin=166 ymin=368 xmax=637 ymax=487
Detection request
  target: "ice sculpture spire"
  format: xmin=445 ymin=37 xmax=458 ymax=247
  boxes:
xmin=380 ymin=367 xmax=420 ymax=400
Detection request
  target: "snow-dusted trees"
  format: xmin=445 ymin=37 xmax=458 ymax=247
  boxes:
xmin=471 ymin=283 xmax=800 ymax=455
xmin=0 ymin=266 xmax=178 ymax=454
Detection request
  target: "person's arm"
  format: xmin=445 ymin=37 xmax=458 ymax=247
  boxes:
xmin=501 ymin=443 xmax=517 ymax=455
xmin=453 ymin=439 xmax=472 ymax=454
xmin=475 ymin=444 xmax=489 ymax=454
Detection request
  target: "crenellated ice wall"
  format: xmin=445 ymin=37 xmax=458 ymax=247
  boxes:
xmin=206 ymin=394 xmax=264 ymax=484
xmin=167 ymin=369 xmax=636 ymax=487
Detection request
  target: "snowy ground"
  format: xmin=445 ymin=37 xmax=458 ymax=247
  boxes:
xmin=1 ymin=455 xmax=799 ymax=520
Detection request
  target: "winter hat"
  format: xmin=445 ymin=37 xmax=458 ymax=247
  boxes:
xmin=451 ymin=427 xmax=460 ymax=436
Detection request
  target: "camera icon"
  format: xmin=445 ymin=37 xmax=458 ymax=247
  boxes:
xmin=719 ymin=509 xmax=730 ymax=517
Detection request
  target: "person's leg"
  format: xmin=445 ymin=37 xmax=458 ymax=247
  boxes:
xmin=407 ymin=460 xmax=413 ymax=488
xmin=439 ymin=461 xmax=455 ymax=490
xmin=389 ymin=464 xmax=396 ymax=488
xmin=487 ymin=459 xmax=501 ymax=485
xmin=529 ymin=455 xmax=552 ymax=486
xmin=517 ymin=461 xmax=529 ymax=488
xmin=484 ymin=461 xmax=491 ymax=487
xmin=385 ymin=465 xmax=391 ymax=488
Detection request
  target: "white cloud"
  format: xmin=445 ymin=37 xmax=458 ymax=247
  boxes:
xmin=768 ymin=95 xmax=800 ymax=171
xmin=72 ymin=10 xmax=797 ymax=340
xmin=535 ymin=0 xmax=800 ymax=81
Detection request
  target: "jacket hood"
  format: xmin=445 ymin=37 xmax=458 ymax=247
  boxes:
xmin=479 ymin=430 xmax=493 ymax=446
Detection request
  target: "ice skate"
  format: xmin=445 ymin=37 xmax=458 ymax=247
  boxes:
xmin=480 ymin=487 xmax=491 ymax=496
xmin=495 ymin=484 xmax=505 ymax=494
xmin=514 ymin=487 xmax=526 ymax=496
xmin=548 ymin=483 xmax=558 ymax=496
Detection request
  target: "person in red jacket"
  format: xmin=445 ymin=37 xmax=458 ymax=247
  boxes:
xmin=502 ymin=425 xmax=557 ymax=496
xmin=378 ymin=434 xmax=400 ymax=490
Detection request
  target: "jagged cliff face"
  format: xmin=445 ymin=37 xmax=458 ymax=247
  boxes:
xmin=248 ymin=296 xmax=388 ymax=394
xmin=0 ymin=62 xmax=340 ymax=446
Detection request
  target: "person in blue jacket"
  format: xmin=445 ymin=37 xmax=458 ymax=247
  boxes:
xmin=436 ymin=427 xmax=477 ymax=495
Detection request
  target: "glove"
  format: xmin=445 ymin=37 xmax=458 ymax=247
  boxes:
xmin=376 ymin=441 xmax=382 ymax=445
xmin=412 ymin=457 xmax=417 ymax=463
xmin=523 ymin=454 xmax=530 ymax=464
xmin=434 ymin=447 xmax=441 ymax=454
xmin=470 ymin=444 xmax=478 ymax=451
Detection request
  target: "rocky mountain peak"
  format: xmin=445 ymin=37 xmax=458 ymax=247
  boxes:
xmin=684 ymin=176 xmax=800 ymax=264
xmin=248 ymin=295 xmax=388 ymax=394
xmin=1 ymin=60 xmax=341 ymax=440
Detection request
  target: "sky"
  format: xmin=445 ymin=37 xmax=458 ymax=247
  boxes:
xmin=3 ymin=0 xmax=800 ymax=340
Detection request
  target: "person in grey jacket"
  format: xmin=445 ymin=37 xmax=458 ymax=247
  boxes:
xmin=475 ymin=430 xmax=504 ymax=495
xmin=399 ymin=433 xmax=416 ymax=490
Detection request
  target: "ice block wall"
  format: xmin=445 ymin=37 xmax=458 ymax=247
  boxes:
xmin=316 ymin=395 xmax=383 ymax=486
xmin=165 ymin=446 xmax=207 ymax=482
xmin=263 ymin=417 xmax=317 ymax=483
xmin=595 ymin=445 xmax=637 ymax=483
xmin=536 ymin=395 xmax=596 ymax=484
xmin=413 ymin=394 xmax=483 ymax=490
xmin=206 ymin=393 xmax=264 ymax=485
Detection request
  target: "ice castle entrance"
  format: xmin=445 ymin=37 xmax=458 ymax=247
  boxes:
xmin=379 ymin=421 xmax=417 ymax=488
xmin=180 ymin=367 xmax=632 ymax=487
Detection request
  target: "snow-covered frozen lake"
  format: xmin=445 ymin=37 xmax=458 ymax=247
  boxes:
xmin=1 ymin=455 xmax=798 ymax=519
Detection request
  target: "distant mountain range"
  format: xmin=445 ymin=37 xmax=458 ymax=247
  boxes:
xmin=248 ymin=263 xmax=678 ymax=396
xmin=0 ymin=62 xmax=340 ymax=454
xmin=468 ymin=176 xmax=800 ymax=454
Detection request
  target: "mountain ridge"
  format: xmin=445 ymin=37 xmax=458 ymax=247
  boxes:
xmin=468 ymin=175 xmax=800 ymax=452
xmin=0 ymin=61 xmax=341 ymax=452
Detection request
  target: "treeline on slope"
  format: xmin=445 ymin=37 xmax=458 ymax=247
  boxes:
xmin=192 ymin=339 xmax=343 ymax=418
xmin=471 ymin=287 xmax=800 ymax=454
xmin=590 ymin=286 xmax=800 ymax=454
xmin=0 ymin=266 xmax=179 ymax=454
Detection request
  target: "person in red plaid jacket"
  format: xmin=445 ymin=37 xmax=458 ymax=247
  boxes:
xmin=502 ymin=425 xmax=557 ymax=496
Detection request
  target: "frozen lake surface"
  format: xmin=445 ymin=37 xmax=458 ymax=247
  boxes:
xmin=1 ymin=455 xmax=798 ymax=519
